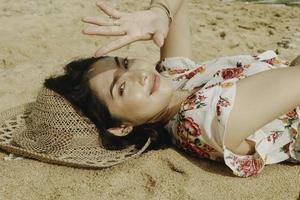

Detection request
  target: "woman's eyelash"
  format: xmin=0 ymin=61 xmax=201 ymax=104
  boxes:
xmin=119 ymin=82 xmax=126 ymax=96
xmin=123 ymin=57 xmax=129 ymax=69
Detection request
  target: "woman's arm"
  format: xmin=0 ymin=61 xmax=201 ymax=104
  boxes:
xmin=225 ymin=66 xmax=300 ymax=155
xmin=151 ymin=0 xmax=192 ymax=60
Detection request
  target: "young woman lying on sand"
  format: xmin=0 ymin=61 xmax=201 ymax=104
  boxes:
xmin=44 ymin=0 xmax=300 ymax=177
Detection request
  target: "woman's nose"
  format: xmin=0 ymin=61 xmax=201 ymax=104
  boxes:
xmin=127 ymin=71 xmax=148 ymax=87
xmin=139 ymin=73 xmax=148 ymax=86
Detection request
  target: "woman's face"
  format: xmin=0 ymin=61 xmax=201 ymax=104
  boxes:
xmin=87 ymin=56 xmax=174 ymax=126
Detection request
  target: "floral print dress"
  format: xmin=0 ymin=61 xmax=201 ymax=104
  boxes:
xmin=158 ymin=50 xmax=300 ymax=177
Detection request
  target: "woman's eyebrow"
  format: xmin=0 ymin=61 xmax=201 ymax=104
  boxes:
xmin=115 ymin=56 xmax=130 ymax=69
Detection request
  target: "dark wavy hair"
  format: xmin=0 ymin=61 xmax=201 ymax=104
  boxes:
xmin=43 ymin=57 xmax=172 ymax=150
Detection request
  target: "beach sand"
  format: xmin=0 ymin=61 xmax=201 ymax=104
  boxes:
xmin=0 ymin=0 xmax=299 ymax=199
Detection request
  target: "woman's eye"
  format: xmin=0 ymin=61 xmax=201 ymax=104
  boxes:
xmin=119 ymin=82 xmax=126 ymax=96
xmin=123 ymin=58 xmax=129 ymax=69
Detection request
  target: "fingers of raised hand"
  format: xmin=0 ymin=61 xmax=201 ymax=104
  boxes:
xmin=82 ymin=2 xmax=124 ymax=34
xmin=96 ymin=1 xmax=122 ymax=19
xmin=95 ymin=35 xmax=140 ymax=57
xmin=82 ymin=26 xmax=126 ymax=36
xmin=81 ymin=16 xmax=121 ymax=26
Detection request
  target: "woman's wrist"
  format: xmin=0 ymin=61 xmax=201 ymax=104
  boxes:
xmin=149 ymin=3 xmax=173 ymax=26
xmin=149 ymin=6 xmax=171 ymax=26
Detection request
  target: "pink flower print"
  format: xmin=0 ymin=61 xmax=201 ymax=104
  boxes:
xmin=216 ymin=105 xmax=221 ymax=117
xmin=279 ymin=109 xmax=299 ymax=129
xmin=202 ymin=143 xmax=216 ymax=153
xmin=216 ymin=96 xmax=230 ymax=117
xmin=176 ymin=123 xmax=189 ymax=141
xmin=181 ymin=117 xmax=201 ymax=136
xmin=262 ymin=58 xmax=275 ymax=65
xmin=168 ymin=68 xmax=189 ymax=75
xmin=183 ymin=93 xmax=207 ymax=111
xmin=175 ymin=66 xmax=204 ymax=81
xmin=185 ymin=66 xmax=205 ymax=79
xmin=183 ymin=93 xmax=197 ymax=110
xmin=190 ymin=145 xmax=210 ymax=158
xmin=217 ymin=96 xmax=231 ymax=107
xmin=290 ymin=128 xmax=298 ymax=139
xmin=286 ymin=109 xmax=298 ymax=119
xmin=186 ymin=93 xmax=197 ymax=103
xmin=281 ymin=142 xmax=291 ymax=154
xmin=221 ymin=67 xmax=244 ymax=80
xmin=182 ymin=140 xmax=210 ymax=158
xmin=204 ymin=82 xmax=221 ymax=89
xmin=266 ymin=131 xmax=283 ymax=144
xmin=198 ymin=95 xmax=207 ymax=101
xmin=237 ymin=157 xmax=262 ymax=177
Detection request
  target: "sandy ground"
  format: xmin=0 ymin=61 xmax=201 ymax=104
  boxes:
xmin=0 ymin=0 xmax=300 ymax=199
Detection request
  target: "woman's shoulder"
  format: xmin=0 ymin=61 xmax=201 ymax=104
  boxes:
xmin=156 ymin=57 xmax=199 ymax=73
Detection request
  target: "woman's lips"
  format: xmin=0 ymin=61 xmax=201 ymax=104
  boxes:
xmin=150 ymin=74 xmax=160 ymax=95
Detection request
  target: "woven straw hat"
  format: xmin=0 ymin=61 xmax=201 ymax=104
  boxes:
xmin=0 ymin=87 xmax=150 ymax=168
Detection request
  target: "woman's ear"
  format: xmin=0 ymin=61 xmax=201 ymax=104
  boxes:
xmin=107 ymin=124 xmax=133 ymax=137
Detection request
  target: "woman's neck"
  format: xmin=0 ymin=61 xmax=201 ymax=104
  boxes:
xmin=146 ymin=89 xmax=194 ymax=124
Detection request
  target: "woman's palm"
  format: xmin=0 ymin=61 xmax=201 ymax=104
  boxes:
xmin=82 ymin=1 xmax=169 ymax=57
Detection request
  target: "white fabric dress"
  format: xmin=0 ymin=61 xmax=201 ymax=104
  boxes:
xmin=158 ymin=50 xmax=300 ymax=177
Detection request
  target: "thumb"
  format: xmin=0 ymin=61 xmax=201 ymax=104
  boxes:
xmin=153 ymin=32 xmax=165 ymax=48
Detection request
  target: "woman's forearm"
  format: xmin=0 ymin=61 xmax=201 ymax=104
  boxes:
xmin=150 ymin=0 xmax=185 ymax=21
xmin=150 ymin=0 xmax=191 ymax=59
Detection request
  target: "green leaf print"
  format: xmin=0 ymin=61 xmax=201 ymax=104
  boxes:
xmin=196 ymin=102 xmax=207 ymax=109
xmin=194 ymin=138 xmax=201 ymax=145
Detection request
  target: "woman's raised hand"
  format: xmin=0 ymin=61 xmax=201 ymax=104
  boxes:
xmin=82 ymin=1 xmax=170 ymax=57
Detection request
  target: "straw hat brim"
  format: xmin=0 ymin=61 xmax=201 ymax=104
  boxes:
xmin=0 ymin=102 xmax=151 ymax=168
